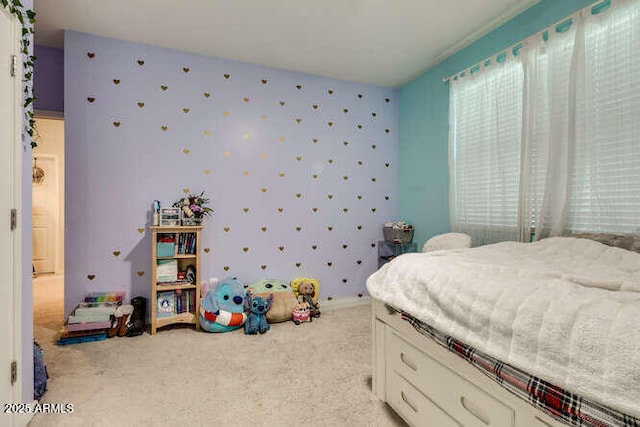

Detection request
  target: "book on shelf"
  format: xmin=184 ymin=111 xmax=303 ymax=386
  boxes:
xmin=157 ymin=291 xmax=175 ymax=317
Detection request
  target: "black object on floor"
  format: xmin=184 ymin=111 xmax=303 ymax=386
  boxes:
xmin=126 ymin=296 xmax=147 ymax=337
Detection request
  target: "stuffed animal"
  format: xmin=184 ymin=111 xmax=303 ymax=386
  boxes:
xmin=244 ymin=292 xmax=273 ymax=334
xmin=247 ymin=279 xmax=297 ymax=323
xmin=200 ymin=277 xmax=247 ymax=333
xmin=292 ymin=297 xmax=311 ymax=325
xmin=291 ymin=277 xmax=320 ymax=318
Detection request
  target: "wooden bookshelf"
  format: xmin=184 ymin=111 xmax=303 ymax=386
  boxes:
xmin=150 ymin=225 xmax=202 ymax=335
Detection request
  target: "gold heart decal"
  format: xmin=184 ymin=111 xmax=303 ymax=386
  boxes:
xmin=183 ymin=108 xmax=190 ymax=113
xmin=296 ymin=156 xmax=302 ymax=161
xmin=327 ymin=121 xmax=333 ymax=127
xmin=137 ymin=271 xmax=145 ymax=277
xmin=137 ymin=59 xmax=144 ymax=66
xmin=279 ymin=101 xmax=285 ymax=106
xmin=87 ymin=97 xmax=95 ymax=103
xmin=261 ymin=227 xmax=267 ymax=232
xmin=343 ymin=176 xmax=348 ymax=181
xmin=224 ymin=227 xmax=230 ymax=232
xmin=87 ymin=52 xmax=95 ymax=58
xmin=312 ymin=208 xmax=318 ymax=212
xmin=279 ymin=246 xmax=285 ymax=251
xmin=385 ymin=163 xmax=390 ymax=167
xmin=161 ymin=85 xmax=168 ymax=91
xmin=385 ymin=196 xmax=390 ymax=200
xmin=224 ymin=73 xmax=230 ymax=79
xmin=244 ymin=170 xmax=250 ymax=176
xmin=295 ymin=118 xmax=301 ymax=123
xmin=279 ymin=172 xmax=285 ymax=177
xmin=243 ymin=97 xmax=250 ymax=103
xmin=357 ymin=260 xmax=362 ymax=264
xmin=261 ymin=153 xmax=267 ymax=159
xmin=224 ymin=111 xmax=230 ymax=117
xmin=203 ymin=248 xmax=210 ymax=253
xmin=296 ymin=226 xmax=302 ymax=232
xmin=243 ymin=208 xmax=249 ymax=213
xmin=204 ymin=169 xmax=211 ymax=175
xmin=343 ymin=108 xmax=349 ymax=113
xmin=371 ymin=243 xmax=376 ymax=248
xmin=203 ymin=92 xmax=210 ymax=98
xmin=312 ymin=104 xmax=318 ymax=110
xmin=224 ymin=151 xmax=231 ymax=157
xmin=296 ymin=193 xmax=302 ymax=198
xmin=358 ymin=161 xmax=363 ymax=165
xmin=312 ymin=138 xmax=318 ymax=143
xmin=262 ymin=115 xmax=268 ymax=120
xmin=278 ymin=208 xmax=284 ymax=213
xmin=113 ymin=79 xmax=120 ymax=85
xmin=327 ymin=226 xmax=333 ymax=231
xmin=327 ymin=262 xmax=333 ymax=267
xmin=295 ymin=262 xmax=301 ymax=268
xmin=327 ymin=194 xmax=333 ymax=199
xmin=204 ymin=130 xmax=211 ymax=136
xmin=161 ymin=125 xmax=168 ymax=131
xmin=328 ymin=89 xmax=334 ymax=95
xmin=224 ymin=266 xmax=230 ymax=271
xmin=296 ymin=85 xmax=302 ymax=90
xmin=243 ymin=247 xmax=249 ymax=252
xmin=343 ymin=279 xmax=348 ymax=283
xmin=87 ymin=274 xmax=96 ymax=280
xmin=371 ymin=208 xmax=377 ymax=212
xmin=312 ymin=174 xmax=318 ymax=179
xmin=137 ymin=228 xmax=145 ymax=234
xmin=386 ymin=98 xmax=391 ymax=103
xmin=343 ymin=208 xmax=349 ymax=213
xmin=113 ymin=251 xmax=121 ymax=257
xmin=372 ymin=112 xmax=377 ymax=117
xmin=328 ymin=159 xmax=333 ymax=164
xmin=343 ymin=141 xmax=349 ymax=146
xmin=357 ymin=93 xmax=363 ymax=99
xmin=357 ymin=124 xmax=363 ymax=129
xmin=371 ymin=178 xmax=376 ymax=182
xmin=385 ymin=129 xmax=390 ymax=133
xmin=357 ymin=225 xmax=362 ymax=230
xmin=137 ymin=102 xmax=144 ymax=108
xmin=261 ymin=265 xmax=267 ymax=270
xmin=183 ymin=67 xmax=190 ymax=73
xmin=243 ymin=133 xmax=250 ymax=140
xmin=357 ymin=195 xmax=363 ymax=200
xmin=342 ymin=244 xmax=348 ymax=249
xmin=328 ymin=296 xmax=333 ymax=301
xmin=182 ymin=188 xmax=190 ymax=194
xmin=182 ymin=149 xmax=190 ymax=154
xmin=113 ymin=121 xmax=121 ymax=127
xmin=371 ymin=144 xmax=377 ymax=149
xmin=261 ymin=79 xmax=268 ymax=84
xmin=312 ymin=245 xmax=317 ymax=250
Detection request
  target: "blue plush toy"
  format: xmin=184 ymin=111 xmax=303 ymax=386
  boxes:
xmin=244 ymin=292 xmax=273 ymax=335
xmin=200 ymin=277 xmax=247 ymax=333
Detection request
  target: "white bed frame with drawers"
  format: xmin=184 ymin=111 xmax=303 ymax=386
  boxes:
xmin=371 ymin=299 xmax=564 ymax=427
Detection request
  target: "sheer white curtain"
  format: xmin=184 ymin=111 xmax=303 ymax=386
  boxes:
xmin=449 ymin=55 xmax=523 ymax=245
xmin=450 ymin=0 xmax=640 ymax=244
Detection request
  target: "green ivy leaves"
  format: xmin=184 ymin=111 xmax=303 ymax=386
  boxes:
xmin=2 ymin=0 xmax=37 ymax=148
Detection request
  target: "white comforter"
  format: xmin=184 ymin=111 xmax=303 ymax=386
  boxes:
xmin=366 ymin=237 xmax=640 ymax=418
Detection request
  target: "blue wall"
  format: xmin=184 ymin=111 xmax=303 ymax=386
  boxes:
xmin=397 ymin=0 xmax=599 ymax=247
xmin=34 ymin=45 xmax=64 ymax=112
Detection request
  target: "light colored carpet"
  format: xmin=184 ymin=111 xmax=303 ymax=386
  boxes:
xmin=31 ymin=276 xmax=406 ymax=426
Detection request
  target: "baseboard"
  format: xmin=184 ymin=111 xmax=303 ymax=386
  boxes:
xmin=321 ymin=295 xmax=370 ymax=311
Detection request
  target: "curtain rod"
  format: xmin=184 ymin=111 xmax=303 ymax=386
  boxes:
xmin=442 ymin=0 xmax=612 ymax=84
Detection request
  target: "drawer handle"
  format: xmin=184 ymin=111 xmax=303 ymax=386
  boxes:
xmin=400 ymin=352 xmax=417 ymax=371
xmin=460 ymin=396 xmax=490 ymax=425
xmin=401 ymin=391 xmax=418 ymax=413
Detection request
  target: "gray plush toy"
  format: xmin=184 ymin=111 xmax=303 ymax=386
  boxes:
xmin=244 ymin=292 xmax=273 ymax=335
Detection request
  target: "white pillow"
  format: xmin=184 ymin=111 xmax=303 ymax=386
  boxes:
xmin=422 ymin=233 xmax=472 ymax=252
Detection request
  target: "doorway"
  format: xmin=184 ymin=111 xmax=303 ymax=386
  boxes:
xmin=32 ymin=116 xmax=65 ymax=333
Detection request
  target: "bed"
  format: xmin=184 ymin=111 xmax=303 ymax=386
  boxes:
xmin=366 ymin=235 xmax=640 ymax=427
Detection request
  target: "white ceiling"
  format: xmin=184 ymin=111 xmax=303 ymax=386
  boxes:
xmin=33 ymin=0 xmax=539 ymax=88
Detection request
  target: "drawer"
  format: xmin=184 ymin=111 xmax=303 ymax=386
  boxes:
xmin=388 ymin=371 xmax=461 ymax=427
xmin=388 ymin=330 xmax=515 ymax=427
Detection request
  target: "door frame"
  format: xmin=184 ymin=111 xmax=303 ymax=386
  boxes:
xmin=1 ymin=4 xmax=24 ymax=426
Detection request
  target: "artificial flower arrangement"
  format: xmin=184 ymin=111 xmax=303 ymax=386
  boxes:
xmin=173 ymin=191 xmax=213 ymax=224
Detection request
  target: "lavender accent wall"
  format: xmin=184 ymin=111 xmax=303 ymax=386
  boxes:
xmin=34 ymin=44 xmax=64 ymax=112
xmin=64 ymin=31 xmax=397 ymax=315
